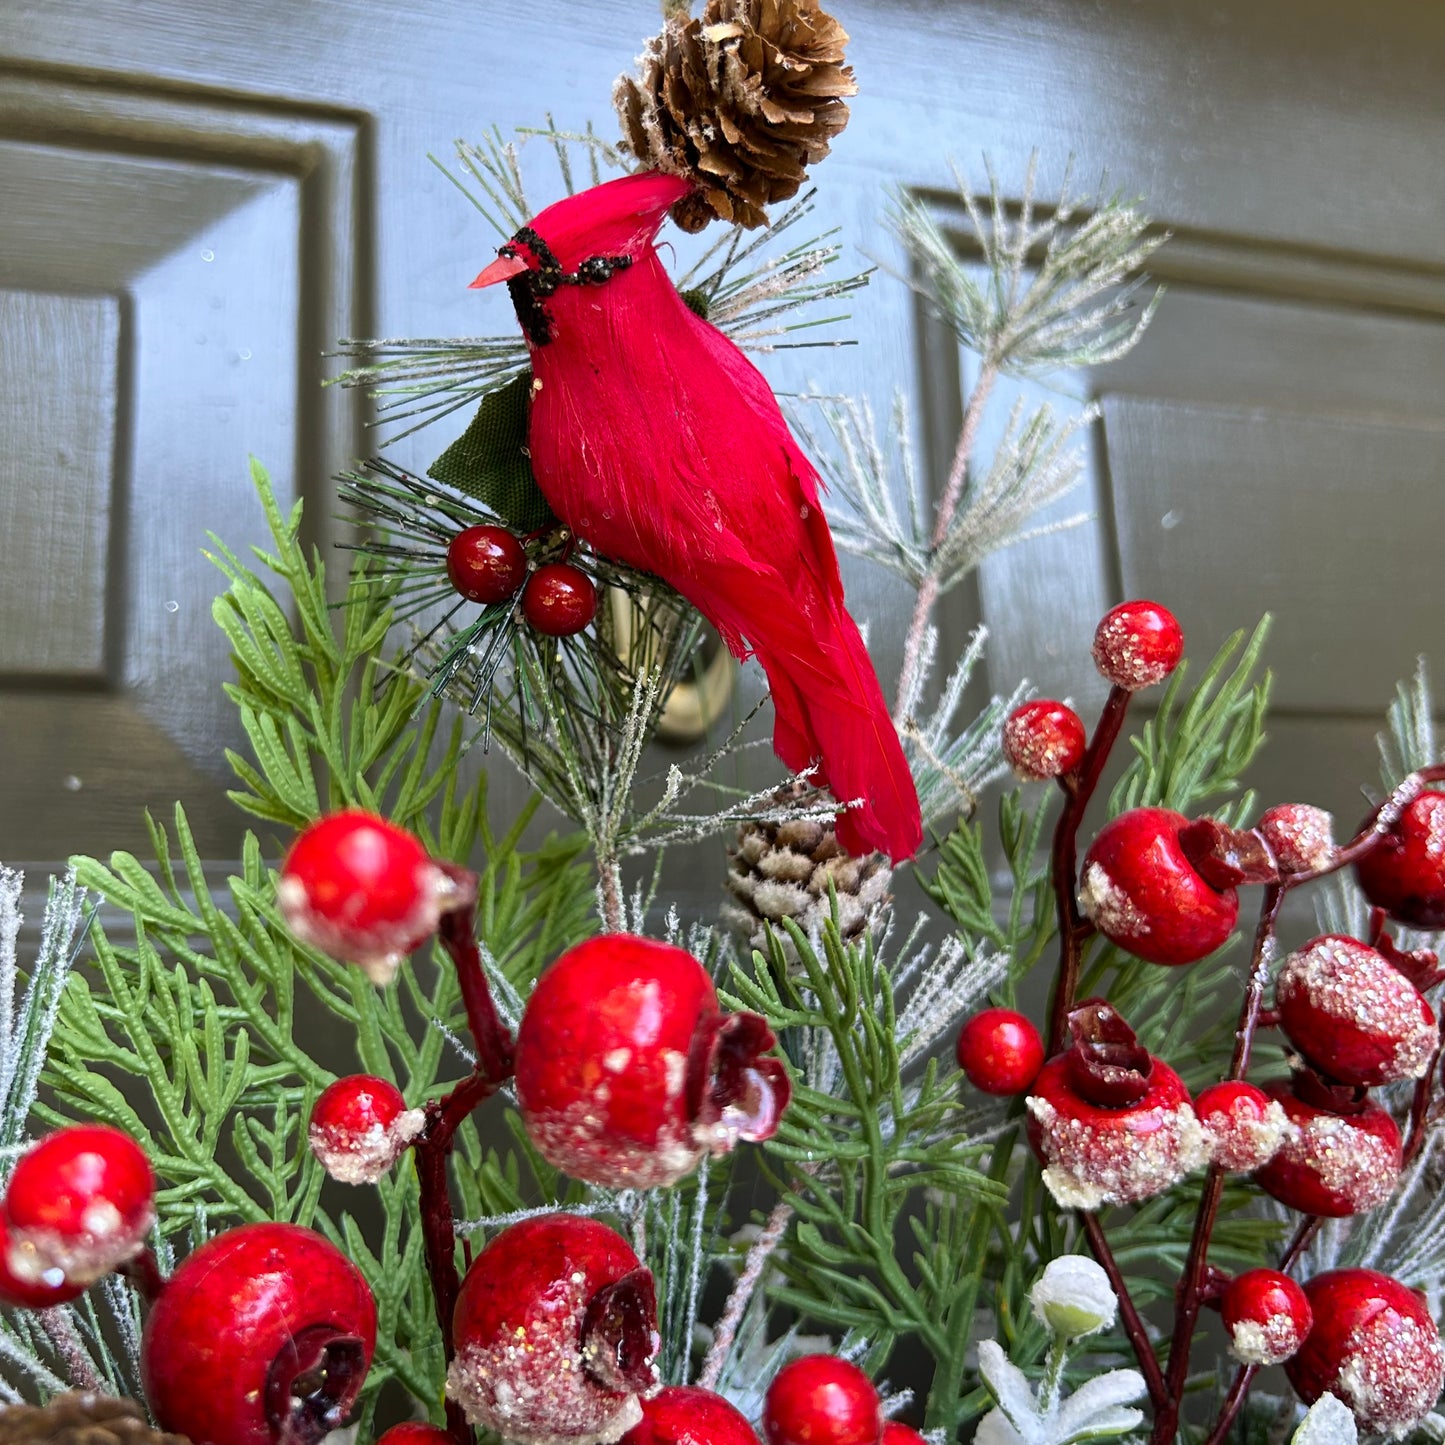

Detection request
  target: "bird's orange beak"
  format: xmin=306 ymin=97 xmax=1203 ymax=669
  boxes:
xmin=469 ymin=252 xmax=530 ymax=289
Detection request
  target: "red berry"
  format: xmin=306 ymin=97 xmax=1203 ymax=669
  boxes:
xmin=1026 ymin=1051 xmax=1209 ymax=1210
xmin=1092 ymin=600 xmax=1183 ymax=691
xmin=1002 ymin=701 xmax=1087 ymax=782
xmin=1355 ymin=791 xmax=1445 ymax=929
xmin=1252 ymin=1084 xmax=1401 ymax=1217
xmin=1257 ymin=804 xmax=1337 ymax=875
xmin=956 ymin=1008 xmax=1045 ymax=1095
xmin=143 ymin=1222 xmax=377 ymax=1445
xmin=0 ymin=1213 xmax=85 ymax=1309
xmin=278 ymin=810 xmax=465 ymax=985
xmin=308 ymin=1075 xmax=425 ymax=1184
xmin=1079 ymin=807 xmax=1238 ymax=965
xmin=446 ymin=524 xmax=528 ymax=604
xmin=1276 ymin=935 xmax=1436 ymax=1088
xmin=1194 ymin=1080 xmax=1289 ymax=1173
xmin=522 ymin=562 xmax=597 ymax=636
xmin=3 ymin=1125 xmax=154 ymax=1287
xmin=621 ymin=1385 xmax=761 ymax=1445
xmin=376 ymin=1427 xmax=455 ymax=1445
xmin=881 ymin=1426 xmax=928 ymax=1445
xmin=448 ymin=1213 xmax=659 ymax=1445
xmin=514 ymin=934 xmax=790 ymax=1189
xmin=1222 ymin=1269 xmax=1313 ymax=1366
xmin=762 ymin=1355 xmax=881 ymax=1445
xmin=1286 ymin=1269 xmax=1445 ymax=1435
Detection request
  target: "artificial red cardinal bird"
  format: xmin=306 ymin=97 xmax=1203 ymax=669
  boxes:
xmin=471 ymin=171 xmax=922 ymax=863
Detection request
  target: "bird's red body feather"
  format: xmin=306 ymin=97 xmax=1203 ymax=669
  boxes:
xmin=483 ymin=172 xmax=921 ymax=862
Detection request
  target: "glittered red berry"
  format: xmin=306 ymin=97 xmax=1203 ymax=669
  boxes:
xmin=522 ymin=562 xmax=597 ymax=636
xmin=762 ymin=1355 xmax=881 ymax=1445
xmin=881 ymin=1426 xmax=928 ymax=1445
xmin=446 ymin=523 xmax=528 ymax=604
xmin=1276 ymin=935 xmax=1436 ymax=1088
xmin=956 ymin=1008 xmax=1045 ymax=1095
xmin=1025 ymin=1000 xmax=1209 ymax=1210
xmin=376 ymin=1427 xmax=455 ymax=1445
xmin=515 ymin=934 xmax=790 ymax=1189
xmin=278 ymin=810 xmax=466 ymax=985
xmin=142 ymin=1221 xmax=377 ymax=1445
xmin=1222 ymin=1269 xmax=1313 ymax=1366
xmin=1002 ymin=701 xmax=1087 ymax=782
xmin=3 ymin=1124 xmax=154 ymax=1287
xmin=0 ymin=1213 xmax=85 ymax=1309
xmin=1286 ymin=1269 xmax=1445 ymax=1435
xmin=1252 ymin=1083 xmax=1401 ymax=1217
xmin=1079 ymin=807 xmax=1238 ymax=965
xmin=620 ymin=1385 xmax=761 ymax=1445
xmin=1092 ymin=600 xmax=1183 ymax=691
xmin=308 ymin=1074 xmax=425 ymax=1184
xmin=448 ymin=1213 xmax=659 ymax=1445
xmin=1257 ymin=804 xmax=1337 ymax=875
xmin=1194 ymin=1080 xmax=1289 ymax=1173
xmin=1355 ymin=791 xmax=1445 ymax=929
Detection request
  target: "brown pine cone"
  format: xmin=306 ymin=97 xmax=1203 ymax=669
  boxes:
xmin=0 ymin=1393 xmax=191 ymax=1445
xmin=614 ymin=0 xmax=857 ymax=232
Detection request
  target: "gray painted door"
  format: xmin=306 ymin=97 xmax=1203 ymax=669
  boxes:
xmin=2 ymin=1 xmax=1442 ymax=891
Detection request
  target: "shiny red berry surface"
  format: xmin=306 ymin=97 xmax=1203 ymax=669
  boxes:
xmin=956 ymin=1008 xmax=1045 ymax=1095
xmin=143 ymin=1222 xmax=377 ymax=1445
xmin=376 ymin=1426 xmax=455 ymax=1445
xmin=308 ymin=1074 xmax=424 ymax=1185
xmin=446 ymin=524 xmax=528 ymax=604
xmin=1276 ymin=934 xmax=1436 ymax=1088
xmin=1091 ymin=600 xmax=1183 ymax=691
xmin=515 ymin=934 xmax=789 ymax=1189
xmin=1002 ymin=700 xmax=1087 ymax=782
xmin=0 ymin=1213 xmax=85 ymax=1309
xmin=521 ymin=562 xmax=597 ymax=636
xmin=1079 ymin=807 xmax=1238 ymax=965
xmin=4 ymin=1124 xmax=154 ymax=1287
xmin=1286 ymin=1269 xmax=1445 ymax=1435
xmin=448 ymin=1213 xmax=659 ymax=1445
xmin=881 ymin=1425 xmax=929 ymax=1445
xmin=278 ymin=810 xmax=457 ymax=984
xmin=1026 ymin=1052 xmax=1208 ymax=1210
xmin=1194 ymin=1080 xmax=1289 ymax=1173
xmin=1252 ymin=1085 xmax=1401 ymax=1217
xmin=1222 ymin=1268 xmax=1313 ymax=1366
xmin=1257 ymin=804 xmax=1337 ymax=875
xmin=620 ymin=1385 xmax=760 ymax=1445
xmin=1355 ymin=791 xmax=1445 ymax=929
xmin=762 ymin=1355 xmax=882 ymax=1445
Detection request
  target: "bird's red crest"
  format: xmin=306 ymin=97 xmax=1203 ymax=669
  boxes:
xmin=517 ymin=171 xmax=693 ymax=271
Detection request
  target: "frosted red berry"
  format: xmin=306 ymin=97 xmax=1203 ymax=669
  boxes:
xmin=1286 ymin=1269 xmax=1445 ymax=1435
xmin=1355 ymin=791 xmax=1445 ymax=929
xmin=3 ymin=1124 xmax=154 ymax=1287
xmin=278 ymin=810 xmax=465 ymax=985
xmin=1092 ymin=600 xmax=1183 ymax=691
xmin=956 ymin=1008 xmax=1045 ymax=1095
xmin=522 ymin=562 xmax=597 ymax=636
xmin=1002 ymin=700 xmax=1087 ymax=782
xmin=1257 ymin=804 xmax=1337 ymax=875
xmin=308 ymin=1075 xmax=425 ymax=1184
xmin=881 ymin=1426 xmax=929 ymax=1445
xmin=446 ymin=524 xmax=528 ymax=604
xmin=621 ymin=1386 xmax=761 ymax=1445
xmin=1079 ymin=807 xmax=1238 ymax=965
xmin=448 ymin=1213 xmax=659 ymax=1445
xmin=1276 ymin=934 xmax=1436 ymax=1088
xmin=514 ymin=934 xmax=790 ymax=1189
xmin=1252 ymin=1084 xmax=1401 ymax=1217
xmin=143 ymin=1221 xmax=377 ymax=1445
xmin=376 ymin=1427 xmax=455 ymax=1445
xmin=1222 ymin=1269 xmax=1313 ymax=1366
xmin=0 ymin=1213 xmax=85 ymax=1309
xmin=1194 ymin=1080 xmax=1289 ymax=1173
xmin=762 ymin=1355 xmax=882 ymax=1445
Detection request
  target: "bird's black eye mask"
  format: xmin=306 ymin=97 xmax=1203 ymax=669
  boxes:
xmin=503 ymin=226 xmax=634 ymax=345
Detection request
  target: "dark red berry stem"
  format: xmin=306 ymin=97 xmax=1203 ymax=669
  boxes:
xmin=1404 ymin=1023 xmax=1445 ymax=1168
xmin=118 ymin=1247 xmax=166 ymax=1303
xmin=1046 ymin=684 xmax=1133 ymax=1055
xmin=1079 ymin=1212 xmax=1167 ymax=1409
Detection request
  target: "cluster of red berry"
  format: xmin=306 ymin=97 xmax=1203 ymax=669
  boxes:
xmin=961 ymin=598 xmax=1445 ymax=1436
xmin=447 ymin=522 xmax=598 ymax=636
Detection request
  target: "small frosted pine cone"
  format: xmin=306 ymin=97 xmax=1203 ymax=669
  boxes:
xmin=723 ymin=800 xmax=891 ymax=956
xmin=614 ymin=0 xmax=857 ymax=232
xmin=0 ymin=1393 xmax=192 ymax=1445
